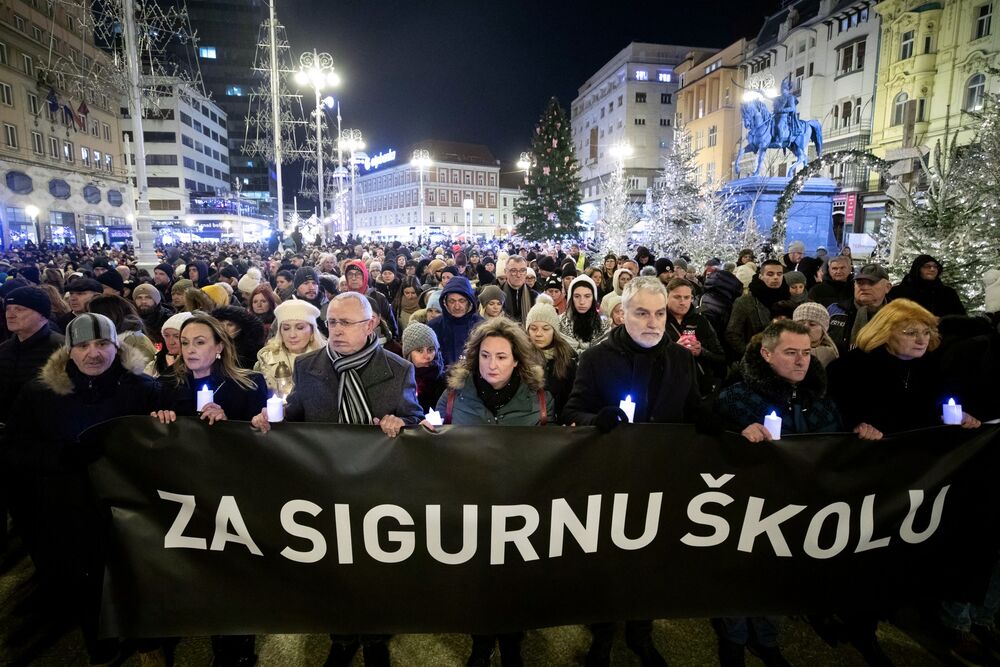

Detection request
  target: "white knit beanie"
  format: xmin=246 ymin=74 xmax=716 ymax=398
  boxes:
xmin=237 ymin=267 xmax=262 ymax=296
xmin=568 ymin=274 xmax=598 ymax=303
xmin=984 ymin=269 xmax=1000 ymax=313
xmin=526 ymin=296 xmax=561 ymax=331
xmin=161 ymin=311 xmax=194 ymax=334
xmin=273 ymin=299 xmax=321 ymax=329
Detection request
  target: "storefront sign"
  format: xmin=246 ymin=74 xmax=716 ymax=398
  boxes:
xmin=365 ymin=149 xmax=396 ymax=171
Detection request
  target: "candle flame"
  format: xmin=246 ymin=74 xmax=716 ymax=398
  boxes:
xmin=947 ymin=398 xmax=956 ymax=406
xmin=202 ymin=385 xmax=209 ymax=391
xmin=769 ymin=411 xmax=778 ymax=418
xmin=625 ymin=395 xmax=632 ymax=402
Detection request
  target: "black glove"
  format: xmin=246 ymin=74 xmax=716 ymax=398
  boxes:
xmin=594 ymin=406 xmax=629 ymax=433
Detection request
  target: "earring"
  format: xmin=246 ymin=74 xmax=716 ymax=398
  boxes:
xmin=216 ymin=353 xmax=221 ymax=360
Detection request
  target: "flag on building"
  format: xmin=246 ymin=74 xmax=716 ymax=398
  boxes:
xmin=46 ymin=88 xmax=59 ymax=113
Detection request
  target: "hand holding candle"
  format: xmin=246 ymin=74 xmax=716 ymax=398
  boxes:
xmin=619 ymin=395 xmax=636 ymax=423
xmin=764 ymin=411 xmax=782 ymax=440
xmin=425 ymin=408 xmax=443 ymax=427
xmin=266 ymin=394 xmax=284 ymax=423
xmin=942 ymin=398 xmax=963 ymax=425
xmin=196 ymin=385 xmax=214 ymax=412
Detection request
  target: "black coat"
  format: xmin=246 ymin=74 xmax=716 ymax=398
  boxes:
xmin=0 ymin=323 xmax=64 ymax=423
xmin=665 ymin=310 xmax=725 ymax=396
xmin=698 ymin=270 xmax=743 ymax=344
xmin=542 ymin=353 xmax=577 ymax=424
xmin=808 ymin=276 xmax=854 ymax=307
xmin=163 ymin=367 xmax=269 ymax=421
xmin=887 ymin=254 xmax=966 ymax=317
xmin=562 ymin=325 xmax=701 ymax=426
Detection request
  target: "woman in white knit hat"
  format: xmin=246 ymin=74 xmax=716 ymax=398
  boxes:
xmin=254 ymin=299 xmax=325 ymax=394
xmin=792 ymin=301 xmax=839 ymax=368
xmin=558 ymin=274 xmax=608 ymax=352
xmin=526 ymin=294 xmax=578 ymax=421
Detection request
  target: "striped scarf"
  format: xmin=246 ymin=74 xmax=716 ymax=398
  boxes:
xmin=326 ymin=335 xmax=379 ymax=425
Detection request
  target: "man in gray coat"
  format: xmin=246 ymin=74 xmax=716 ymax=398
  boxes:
xmin=251 ymin=291 xmax=422 ymax=666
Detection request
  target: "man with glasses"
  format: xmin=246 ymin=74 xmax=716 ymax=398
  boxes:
xmin=827 ymin=263 xmax=891 ymax=355
xmin=500 ymin=255 xmax=537 ymax=324
xmin=342 ymin=260 xmax=400 ymax=341
xmin=252 ymin=290 xmax=423 ymax=667
xmin=429 ymin=275 xmax=483 ymax=367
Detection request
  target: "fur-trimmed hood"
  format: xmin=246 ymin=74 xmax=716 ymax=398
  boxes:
xmin=39 ymin=343 xmax=150 ymax=396
xmin=446 ymin=361 xmax=546 ymax=393
xmin=737 ymin=338 xmax=828 ymax=404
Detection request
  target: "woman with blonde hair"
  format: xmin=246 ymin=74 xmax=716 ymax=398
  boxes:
xmin=254 ymin=299 xmax=325 ymax=394
xmin=435 ymin=315 xmax=553 ymax=667
xmin=828 ymin=298 xmax=981 ymax=437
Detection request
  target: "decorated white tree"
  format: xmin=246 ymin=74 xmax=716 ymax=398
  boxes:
xmin=648 ymin=129 xmax=702 ymax=257
xmin=684 ymin=187 xmax=764 ymax=267
xmin=598 ymin=162 xmax=638 ymax=256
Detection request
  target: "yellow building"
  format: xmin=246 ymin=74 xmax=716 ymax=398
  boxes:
xmin=0 ymin=0 xmax=129 ymax=248
xmin=674 ymin=39 xmax=746 ymax=185
xmin=867 ymin=0 xmax=1000 ymax=225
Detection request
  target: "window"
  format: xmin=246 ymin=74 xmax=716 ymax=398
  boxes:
xmin=657 ymin=72 xmax=670 ymax=82
xmin=0 ymin=42 xmax=7 ymax=66
xmin=659 ymin=118 xmax=669 ymax=126
xmin=105 ymin=155 xmax=113 ymax=173
xmin=93 ymin=150 xmax=101 ymax=168
xmin=4 ymin=124 xmax=16 ymax=149
xmin=182 ymin=134 xmax=194 ymax=148
xmin=0 ymin=83 xmax=12 ymax=107
xmin=617 ymin=95 xmax=623 ymax=107
xmin=81 ymin=147 xmax=90 ymax=166
xmin=900 ymin=31 xmax=914 ymax=60
xmin=147 ymin=154 xmax=178 ymax=166
xmin=839 ymin=17 xmax=849 ymax=33
xmin=916 ymin=98 xmax=926 ymax=122
xmin=635 ymin=92 xmax=646 ymax=103
xmin=14 ymin=15 xmax=26 ymax=32
xmin=967 ymin=73 xmax=988 ymax=111
xmin=102 ymin=123 xmax=111 ymax=141
xmin=634 ymin=117 xmax=646 ymax=125
xmin=31 ymin=25 xmax=42 ymax=42
xmin=22 ymin=54 xmax=31 ymax=76
xmin=180 ymin=112 xmax=192 ymax=126
xmin=48 ymin=136 xmax=58 ymax=158
xmin=30 ymin=131 xmax=42 ymax=154
xmin=183 ymin=156 xmax=195 ymax=169
xmin=708 ymin=125 xmax=717 ymax=147
xmin=660 ymin=93 xmax=671 ymax=104
xmin=147 ymin=177 xmax=179 ymax=187
xmin=842 ymin=101 xmax=852 ymax=127
xmin=27 ymin=93 xmax=38 ymax=115
xmin=977 ymin=4 xmax=993 ymax=39
xmin=892 ymin=92 xmax=908 ymax=126
xmin=63 ymin=141 xmax=73 ymax=162
xmin=635 ymin=70 xmax=648 ymax=81
xmin=226 ymin=85 xmax=243 ymax=96
xmin=198 ymin=46 xmax=217 ymax=59
xmin=705 ymin=60 xmax=721 ymax=74
xmin=91 ymin=119 xmax=98 ymax=137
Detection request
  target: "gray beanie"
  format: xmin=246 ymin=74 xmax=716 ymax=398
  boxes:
xmin=66 ymin=313 xmax=118 ymax=348
xmin=784 ymin=270 xmax=807 ymax=287
xmin=402 ymin=322 xmax=439 ymax=358
xmin=478 ymin=284 xmax=506 ymax=308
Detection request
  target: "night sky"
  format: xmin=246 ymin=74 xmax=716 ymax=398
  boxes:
xmin=282 ymin=0 xmax=780 ymax=165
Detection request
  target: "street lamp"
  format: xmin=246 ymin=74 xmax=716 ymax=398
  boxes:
xmin=410 ymin=149 xmax=432 ymax=242
xmin=294 ymin=50 xmax=340 ymax=221
xmin=463 ymin=198 xmax=474 ymax=239
xmin=517 ymin=152 xmax=533 ymax=183
xmin=25 ymin=204 xmax=39 ymax=243
xmin=340 ymin=128 xmax=364 ymax=234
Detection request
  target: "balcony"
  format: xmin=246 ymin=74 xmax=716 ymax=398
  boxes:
xmin=824 ymin=120 xmax=872 ymax=141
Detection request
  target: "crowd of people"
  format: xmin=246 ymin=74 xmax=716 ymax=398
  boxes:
xmin=0 ymin=233 xmax=998 ymax=667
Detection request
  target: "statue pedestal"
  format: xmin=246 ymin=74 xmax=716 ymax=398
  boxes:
xmin=720 ymin=177 xmax=838 ymax=253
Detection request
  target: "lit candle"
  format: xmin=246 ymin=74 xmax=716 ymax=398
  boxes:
xmin=267 ymin=394 xmax=284 ymax=423
xmin=942 ymin=398 xmax=963 ymax=425
xmin=619 ymin=394 xmax=636 ymax=423
xmin=196 ymin=385 xmax=214 ymax=412
xmin=764 ymin=411 xmax=782 ymax=440
xmin=425 ymin=408 xmax=443 ymax=427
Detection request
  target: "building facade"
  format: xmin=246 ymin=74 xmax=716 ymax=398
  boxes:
xmin=353 ymin=140 xmax=521 ymax=240
xmin=674 ymin=40 xmax=747 ymax=186
xmin=0 ymin=0 xmax=130 ymax=249
xmin=571 ymin=42 xmax=695 ymax=225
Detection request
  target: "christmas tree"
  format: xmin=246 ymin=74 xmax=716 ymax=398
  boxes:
xmin=684 ymin=186 xmax=763 ymax=268
xmin=598 ymin=162 xmax=638 ymax=256
xmin=648 ymin=129 xmax=705 ymax=257
xmin=515 ymin=98 xmax=583 ymax=240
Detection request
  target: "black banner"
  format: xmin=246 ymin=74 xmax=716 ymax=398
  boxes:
xmin=85 ymin=418 xmax=1000 ymax=638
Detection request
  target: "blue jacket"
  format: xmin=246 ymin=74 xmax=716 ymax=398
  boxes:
xmin=429 ymin=276 xmax=483 ymax=366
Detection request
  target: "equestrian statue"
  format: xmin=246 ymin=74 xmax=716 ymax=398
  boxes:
xmin=734 ymin=79 xmax=824 ymax=178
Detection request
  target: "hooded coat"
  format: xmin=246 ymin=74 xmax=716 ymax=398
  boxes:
xmin=212 ymin=306 xmax=268 ymax=371
xmin=185 ymin=260 xmax=211 ymax=288
xmin=887 ymin=254 xmax=966 ymax=317
xmin=699 ymin=269 xmax=744 ymax=344
xmin=725 ymin=276 xmax=789 ymax=359
xmin=714 ymin=341 xmax=843 ymax=435
xmin=429 ymin=276 xmax=484 ymax=367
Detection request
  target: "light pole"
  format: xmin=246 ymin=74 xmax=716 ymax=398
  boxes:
xmin=463 ymin=198 xmax=474 ymax=239
xmin=25 ymin=204 xmax=39 ymax=243
xmin=340 ymin=128 xmax=364 ymax=234
xmin=517 ymin=152 xmax=533 ymax=183
xmin=410 ymin=149 xmax=432 ymax=242
xmin=294 ymin=50 xmax=340 ymax=221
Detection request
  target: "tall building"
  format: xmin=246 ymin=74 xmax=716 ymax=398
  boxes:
xmin=867 ymin=0 xmax=1000 ymax=228
xmin=738 ymin=0 xmax=881 ymax=246
xmin=571 ymin=42 xmax=697 ymax=226
xmin=674 ymin=40 xmax=747 ymax=186
xmin=165 ymin=0 xmax=271 ymax=206
xmin=0 ymin=0 xmax=130 ymax=249
xmin=353 ymin=140 xmax=521 ymax=240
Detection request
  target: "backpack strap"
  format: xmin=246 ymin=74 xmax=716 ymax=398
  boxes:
xmin=445 ymin=390 xmax=456 ymax=425
xmin=537 ymin=389 xmax=548 ymax=426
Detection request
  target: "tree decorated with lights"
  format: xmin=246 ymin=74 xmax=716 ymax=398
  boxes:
xmin=598 ymin=162 xmax=638 ymax=256
xmin=647 ymin=128 xmax=702 ymax=256
xmin=684 ymin=187 xmax=764 ymax=267
xmin=515 ymin=98 xmax=583 ymax=240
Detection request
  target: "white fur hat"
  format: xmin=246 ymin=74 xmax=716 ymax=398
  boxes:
xmin=273 ymin=299 xmax=321 ymax=329
xmin=984 ymin=269 xmax=1000 ymax=313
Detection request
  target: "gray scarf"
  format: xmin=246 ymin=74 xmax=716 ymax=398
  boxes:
xmin=326 ymin=335 xmax=379 ymax=424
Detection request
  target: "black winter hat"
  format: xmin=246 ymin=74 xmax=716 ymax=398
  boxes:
xmin=17 ymin=265 xmax=40 ymax=284
xmin=93 ymin=256 xmax=112 ymax=270
xmin=294 ymin=266 xmax=319 ymax=288
xmin=4 ymin=286 xmax=51 ymax=318
xmin=0 ymin=277 xmax=30 ymax=298
xmin=66 ymin=277 xmax=104 ymax=294
xmin=655 ymin=258 xmax=674 ymax=274
xmin=220 ymin=265 xmax=240 ymax=280
xmin=441 ymin=265 xmax=461 ymax=277
xmin=537 ymin=256 xmax=556 ymax=272
xmin=154 ymin=263 xmax=175 ymax=277
xmin=97 ymin=270 xmax=125 ymax=293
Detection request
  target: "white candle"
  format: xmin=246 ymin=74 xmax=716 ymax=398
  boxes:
xmin=764 ymin=411 xmax=782 ymax=440
xmin=619 ymin=395 xmax=636 ymax=423
xmin=196 ymin=385 xmax=214 ymax=412
xmin=267 ymin=394 xmax=284 ymax=423
xmin=425 ymin=409 xmax=443 ymax=426
xmin=942 ymin=398 xmax=963 ymax=425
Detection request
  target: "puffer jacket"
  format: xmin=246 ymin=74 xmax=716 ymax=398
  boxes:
xmin=437 ymin=367 xmax=553 ymax=426
xmin=429 ymin=276 xmax=484 ymax=366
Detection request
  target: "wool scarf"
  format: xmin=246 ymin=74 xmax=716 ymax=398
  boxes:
xmin=325 ymin=335 xmax=379 ymax=424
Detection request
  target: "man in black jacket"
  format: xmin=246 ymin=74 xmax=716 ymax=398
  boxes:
xmin=664 ymin=278 xmax=725 ymax=396
xmin=563 ymin=277 xmax=700 ymax=667
xmin=807 ymin=255 xmax=853 ymax=306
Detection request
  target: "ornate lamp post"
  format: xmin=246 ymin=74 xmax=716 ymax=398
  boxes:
xmin=294 ymin=50 xmax=340 ymax=220
xmin=410 ymin=149 xmax=432 ymax=242
xmin=340 ymin=129 xmax=364 ymax=234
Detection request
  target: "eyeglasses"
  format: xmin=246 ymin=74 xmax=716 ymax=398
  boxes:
xmin=899 ymin=328 xmax=936 ymax=339
xmin=327 ymin=318 xmax=370 ymax=330
xmin=507 ymin=268 xmax=527 ymax=276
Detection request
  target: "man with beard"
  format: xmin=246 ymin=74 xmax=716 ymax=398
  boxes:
xmin=152 ymin=262 xmax=175 ymax=303
xmin=131 ymin=284 xmax=172 ymax=347
xmin=725 ymin=260 xmax=789 ymax=360
xmin=293 ymin=267 xmax=328 ymax=337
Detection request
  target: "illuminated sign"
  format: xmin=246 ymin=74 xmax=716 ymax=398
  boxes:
xmin=747 ymin=73 xmax=776 ymax=93
xmin=364 ymin=149 xmax=396 ymax=171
